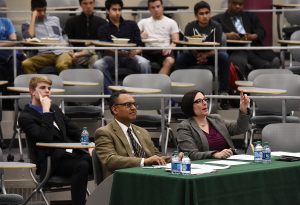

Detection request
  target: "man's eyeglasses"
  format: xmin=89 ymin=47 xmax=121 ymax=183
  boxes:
xmin=193 ymin=98 xmax=209 ymax=104
xmin=114 ymin=102 xmax=138 ymax=108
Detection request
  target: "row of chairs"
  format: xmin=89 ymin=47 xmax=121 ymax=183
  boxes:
xmin=5 ymin=68 xmax=300 ymax=159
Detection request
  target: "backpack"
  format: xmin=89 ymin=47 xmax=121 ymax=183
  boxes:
xmin=229 ymin=62 xmax=246 ymax=92
xmin=229 ymin=63 xmax=246 ymax=107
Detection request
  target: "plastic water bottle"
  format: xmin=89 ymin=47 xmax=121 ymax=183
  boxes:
xmin=80 ymin=127 xmax=90 ymax=145
xmin=181 ymin=152 xmax=191 ymax=175
xmin=254 ymin=141 xmax=263 ymax=163
xmin=263 ymin=142 xmax=272 ymax=164
xmin=171 ymin=151 xmax=181 ymax=175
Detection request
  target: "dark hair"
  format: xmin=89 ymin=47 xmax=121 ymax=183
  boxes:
xmin=105 ymin=0 xmax=123 ymax=10
xmin=79 ymin=0 xmax=95 ymax=4
xmin=109 ymin=90 xmax=127 ymax=115
xmin=181 ymin=90 xmax=205 ymax=117
xmin=31 ymin=0 xmax=47 ymax=10
xmin=147 ymin=0 xmax=163 ymax=7
xmin=194 ymin=1 xmax=210 ymax=15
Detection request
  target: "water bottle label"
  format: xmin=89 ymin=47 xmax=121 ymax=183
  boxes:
xmin=182 ymin=163 xmax=191 ymax=172
xmin=254 ymin=151 xmax=263 ymax=162
xmin=171 ymin=162 xmax=181 ymax=174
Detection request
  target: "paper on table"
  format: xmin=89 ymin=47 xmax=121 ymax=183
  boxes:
xmin=191 ymin=164 xmax=230 ymax=170
xmin=227 ymin=154 xmax=254 ymax=161
xmin=205 ymin=160 xmax=250 ymax=166
xmin=272 ymin=151 xmax=300 ymax=157
xmin=191 ymin=168 xmax=215 ymax=175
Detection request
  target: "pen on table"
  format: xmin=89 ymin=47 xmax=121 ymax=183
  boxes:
xmin=142 ymin=166 xmax=162 ymax=169
xmin=230 ymin=148 xmax=238 ymax=155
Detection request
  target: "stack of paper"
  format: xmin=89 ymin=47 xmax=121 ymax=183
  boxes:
xmin=272 ymin=151 xmax=300 ymax=157
xmin=227 ymin=154 xmax=254 ymax=161
xmin=205 ymin=160 xmax=250 ymax=166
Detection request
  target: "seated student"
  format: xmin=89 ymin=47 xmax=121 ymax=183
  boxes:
xmin=0 ymin=17 xmax=22 ymax=83
xmin=18 ymin=76 xmax=93 ymax=205
xmin=94 ymin=91 xmax=173 ymax=179
xmin=213 ymin=0 xmax=280 ymax=76
xmin=138 ymin=0 xmax=179 ymax=75
xmin=21 ymin=0 xmax=73 ymax=74
xmin=93 ymin=0 xmax=151 ymax=94
xmin=175 ymin=1 xmax=230 ymax=101
xmin=64 ymin=0 xmax=107 ymax=68
xmin=177 ymin=90 xmax=250 ymax=160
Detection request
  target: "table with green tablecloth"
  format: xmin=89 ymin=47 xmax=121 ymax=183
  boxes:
xmin=109 ymin=159 xmax=300 ymax=205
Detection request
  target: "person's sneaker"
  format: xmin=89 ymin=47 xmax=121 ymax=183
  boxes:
xmin=220 ymin=100 xmax=231 ymax=110
xmin=271 ymin=57 xmax=281 ymax=68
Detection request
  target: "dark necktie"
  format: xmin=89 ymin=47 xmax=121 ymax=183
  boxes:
xmin=127 ymin=128 xmax=146 ymax=158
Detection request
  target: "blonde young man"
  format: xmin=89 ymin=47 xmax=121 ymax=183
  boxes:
xmin=18 ymin=76 xmax=92 ymax=205
xmin=138 ymin=0 xmax=179 ymax=75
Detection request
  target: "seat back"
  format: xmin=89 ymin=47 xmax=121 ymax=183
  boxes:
xmin=170 ymin=69 xmax=213 ymax=101
xmin=47 ymin=0 xmax=79 ymax=28
xmin=92 ymin=149 xmax=103 ymax=186
xmin=123 ymin=74 xmax=171 ymax=110
xmin=59 ymin=69 xmax=104 ymax=104
xmin=14 ymin=74 xmax=64 ymax=109
xmin=24 ymin=135 xmax=38 ymax=165
xmin=0 ymin=148 xmax=24 ymax=205
xmin=284 ymin=0 xmax=300 ymax=26
xmin=253 ymin=74 xmax=300 ymax=114
xmin=247 ymin=69 xmax=293 ymax=81
xmin=262 ymin=123 xmax=300 ymax=152
xmin=290 ymin=30 xmax=300 ymax=61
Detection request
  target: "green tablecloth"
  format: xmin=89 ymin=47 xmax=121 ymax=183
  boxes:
xmin=109 ymin=158 xmax=300 ymax=205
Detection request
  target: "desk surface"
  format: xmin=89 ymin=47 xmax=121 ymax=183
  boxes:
xmin=93 ymin=6 xmax=189 ymax=11
xmin=36 ymin=142 xmax=95 ymax=149
xmin=68 ymin=39 xmax=96 ymax=45
xmin=48 ymin=6 xmax=78 ymax=11
xmin=22 ymin=40 xmax=68 ymax=46
xmin=238 ymin=86 xmax=287 ymax=94
xmin=108 ymin=85 xmax=161 ymax=93
xmin=7 ymin=87 xmax=65 ymax=93
xmin=235 ymin=80 xmax=254 ymax=87
xmin=174 ymin=40 xmax=219 ymax=46
xmin=273 ymin=3 xmax=300 ymax=8
xmin=226 ymin=39 xmax=252 ymax=44
xmin=109 ymin=158 xmax=300 ymax=205
xmin=0 ymin=162 xmax=36 ymax=169
xmin=277 ymin=39 xmax=300 ymax=45
xmin=48 ymin=5 xmax=189 ymax=11
xmin=171 ymin=82 xmax=195 ymax=88
xmin=63 ymin=81 xmax=99 ymax=86
xmin=92 ymin=41 xmax=136 ymax=47
xmin=0 ymin=81 xmax=8 ymax=86
xmin=0 ymin=40 xmax=21 ymax=46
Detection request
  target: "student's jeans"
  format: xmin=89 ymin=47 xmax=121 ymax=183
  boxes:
xmin=176 ymin=51 xmax=230 ymax=93
xmin=94 ymin=55 xmax=151 ymax=94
